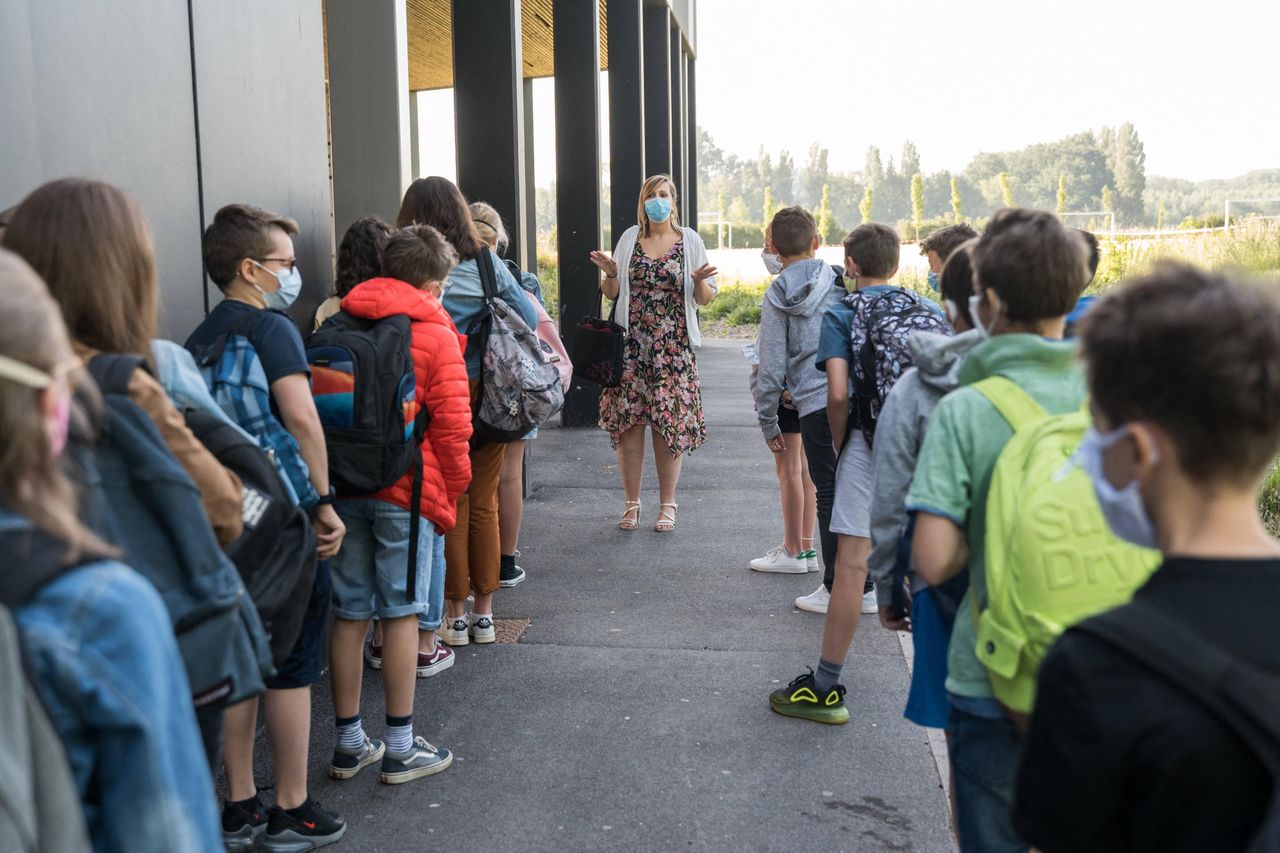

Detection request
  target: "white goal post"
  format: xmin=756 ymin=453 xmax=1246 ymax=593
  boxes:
xmin=1225 ymin=199 xmax=1280 ymax=232
xmin=1060 ymin=210 xmax=1116 ymax=236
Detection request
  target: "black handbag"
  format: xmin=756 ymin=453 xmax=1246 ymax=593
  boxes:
xmin=571 ymin=294 xmax=626 ymax=388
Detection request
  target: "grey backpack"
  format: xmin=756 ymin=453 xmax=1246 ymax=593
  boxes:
xmin=467 ymin=249 xmax=564 ymax=442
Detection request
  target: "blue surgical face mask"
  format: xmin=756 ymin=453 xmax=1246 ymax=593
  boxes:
xmin=252 ymin=260 xmax=302 ymax=310
xmin=1073 ymin=426 xmax=1159 ymax=550
xmin=927 ymin=270 xmax=941 ymax=292
xmin=644 ymin=197 xmax=673 ymax=223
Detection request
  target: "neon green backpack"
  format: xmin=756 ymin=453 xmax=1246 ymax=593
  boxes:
xmin=972 ymin=376 xmax=1160 ymax=714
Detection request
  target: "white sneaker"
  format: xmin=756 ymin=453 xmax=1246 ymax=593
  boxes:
xmin=795 ymin=584 xmax=830 ymax=614
xmin=441 ymin=615 xmax=469 ymax=647
xmin=862 ymin=588 xmax=879 ymax=615
xmin=750 ymin=546 xmax=808 ymax=574
xmin=803 ymin=550 xmax=819 ymax=572
xmin=468 ymin=614 xmax=496 ymax=644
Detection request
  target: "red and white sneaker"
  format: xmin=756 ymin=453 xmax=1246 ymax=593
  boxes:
xmin=417 ymin=644 xmax=455 ymax=677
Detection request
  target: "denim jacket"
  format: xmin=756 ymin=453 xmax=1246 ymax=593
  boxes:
xmin=2 ymin=511 xmax=222 ymax=852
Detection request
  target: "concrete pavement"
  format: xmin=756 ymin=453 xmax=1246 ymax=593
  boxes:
xmin=267 ymin=338 xmax=955 ymax=852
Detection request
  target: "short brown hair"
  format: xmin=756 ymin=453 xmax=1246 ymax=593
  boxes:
xmin=396 ymin=177 xmax=486 ymax=261
xmin=972 ymin=208 xmax=1086 ymax=322
xmin=920 ymin=223 xmax=979 ymax=262
xmin=3 ymin=179 xmax=158 ymax=357
xmin=770 ymin=206 xmax=817 ymax=256
xmin=843 ymin=223 xmax=900 ymax=279
xmin=382 ymin=225 xmax=459 ymax=286
xmin=203 ymin=203 xmax=299 ymax=289
xmin=1082 ymin=263 xmax=1280 ymax=486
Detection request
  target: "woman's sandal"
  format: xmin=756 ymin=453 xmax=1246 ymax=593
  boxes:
xmin=619 ymin=500 xmax=642 ymax=531
xmin=655 ymin=502 xmax=678 ymax=533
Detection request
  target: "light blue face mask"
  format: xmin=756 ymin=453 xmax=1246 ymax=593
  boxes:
xmin=644 ymin=197 xmax=673 ymax=223
xmin=927 ymin=270 xmax=940 ymax=292
xmin=252 ymin=260 xmax=302 ymax=311
xmin=1073 ymin=426 xmax=1159 ymax=550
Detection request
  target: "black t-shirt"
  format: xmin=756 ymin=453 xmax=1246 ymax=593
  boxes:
xmin=1015 ymin=557 xmax=1280 ymax=853
xmin=184 ymin=300 xmax=309 ymax=386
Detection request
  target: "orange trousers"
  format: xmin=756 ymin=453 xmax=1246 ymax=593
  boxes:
xmin=445 ymin=439 xmax=506 ymax=600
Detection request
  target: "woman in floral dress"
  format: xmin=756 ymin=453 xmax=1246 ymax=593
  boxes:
xmin=589 ymin=174 xmax=718 ymax=532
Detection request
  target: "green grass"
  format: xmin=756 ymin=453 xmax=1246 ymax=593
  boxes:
xmin=1092 ymin=222 xmax=1280 ymax=292
xmin=1261 ymin=462 xmax=1280 ymax=537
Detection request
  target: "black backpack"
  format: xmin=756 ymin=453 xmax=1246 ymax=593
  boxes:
xmin=183 ymin=408 xmax=316 ymax=669
xmin=77 ymin=354 xmax=269 ymax=709
xmin=1072 ymin=601 xmax=1280 ymax=852
xmin=306 ymin=312 xmax=431 ymax=591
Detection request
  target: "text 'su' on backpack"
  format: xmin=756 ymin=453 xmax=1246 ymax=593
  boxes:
xmin=845 ymin=287 xmax=951 ymax=449
xmin=306 ymin=311 xmax=430 ymax=592
xmin=183 ymin=408 xmax=316 ymax=670
xmin=78 ymin=354 xmax=269 ymax=709
xmin=971 ymin=376 xmax=1160 ymax=714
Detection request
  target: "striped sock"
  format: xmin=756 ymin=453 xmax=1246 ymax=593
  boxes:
xmin=385 ymin=714 xmax=413 ymax=755
xmin=336 ymin=715 xmax=365 ymax=751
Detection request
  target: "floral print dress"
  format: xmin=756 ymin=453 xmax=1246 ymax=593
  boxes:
xmin=598 ymin=240 xmax=707 ymax=456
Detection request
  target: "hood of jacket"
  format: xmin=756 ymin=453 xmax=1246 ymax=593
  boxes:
xmin=341 ymin=277 xmax=465 ymax=349
xmin=908 ymin=329 xmax=983 ymax=393
xmin=763 ymin=258 xmax=837 ymax=316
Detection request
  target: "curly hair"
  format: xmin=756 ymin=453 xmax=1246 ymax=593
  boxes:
xmin=335 ymin=216 xmax=391 ymax=297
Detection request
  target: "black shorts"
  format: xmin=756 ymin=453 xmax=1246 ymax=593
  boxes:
xmin=777 ymin=403 xmax=801 ymax=434
xmin=264 ymin=559 xmax=331 ymax=690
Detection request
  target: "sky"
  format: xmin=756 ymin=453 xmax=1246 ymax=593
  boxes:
xmin=416 ymin=0 xmax=1279 ymax=186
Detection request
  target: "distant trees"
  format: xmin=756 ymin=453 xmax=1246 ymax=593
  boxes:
xmin=860 ymin=187 xmax=874 ymax=224
xmin=1056 ymin=175 xmax=1068 ymax=215
xmin=951 ymin=177 xmax=964 ymax=222
xmin=911 ymin=173 xmax=925 ymax=238
xmin=999 ymin=172 xmax=1016 ymax=207
xmin=816 ymin=184 xmax=834 ymax=244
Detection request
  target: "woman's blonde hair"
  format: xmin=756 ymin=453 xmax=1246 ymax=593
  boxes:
xmin=0 ymin=249 xmax=112 ymax=561
xmin=3 ymin=179 xmax=158 ymax=358
xmin=636 ymin=174 xmax=680 ymax=237
xmin=469 ymin=202 xmax=509 ymax=255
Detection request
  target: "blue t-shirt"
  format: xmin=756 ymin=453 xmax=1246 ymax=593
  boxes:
xmin=816 ymin=284 xmax=939 ymax=372
xmin=185 ymin=300 xmax=310 ymax=385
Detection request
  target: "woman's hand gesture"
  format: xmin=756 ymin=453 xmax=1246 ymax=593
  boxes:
xmin=589 ymin=250 xmax=618 ymax=278
xmin=692 ymin=262 xmax=718 ymax=284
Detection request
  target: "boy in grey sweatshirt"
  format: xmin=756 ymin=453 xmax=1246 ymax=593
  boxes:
xmin=753 ymin=207 xmax=847 ymax=602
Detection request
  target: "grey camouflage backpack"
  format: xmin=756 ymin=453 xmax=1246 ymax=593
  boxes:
xmin=467 ymin=250 xmax=564 ymax=442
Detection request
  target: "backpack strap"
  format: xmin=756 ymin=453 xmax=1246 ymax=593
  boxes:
xmin=86 ymin=353 xmax=149 ymax=396
xmin=1073 ymin=600 xmax=1280 ymax=775
xmin=476 ymin=249 xmax=499 ymax=303
xmin=971 ymin=376 xmax=1048 ymax=433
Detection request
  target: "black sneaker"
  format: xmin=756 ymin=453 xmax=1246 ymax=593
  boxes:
xmin=768 ymin=669 xmax=850 ymax=725
xmin=260 ymin=798 xmax=346 ymax=852
xmin=499 ymin=562 xmax=526 ymax=588
xmin=221 ymin=794 xmax=267 ymax=853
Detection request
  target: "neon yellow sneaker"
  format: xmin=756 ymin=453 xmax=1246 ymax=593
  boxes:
xmin=768 ymin=669 xmax=850 ymax=725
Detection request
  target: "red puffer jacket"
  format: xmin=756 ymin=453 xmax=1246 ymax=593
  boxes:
xmin=341 ymin=278 xmax=472 ymax=531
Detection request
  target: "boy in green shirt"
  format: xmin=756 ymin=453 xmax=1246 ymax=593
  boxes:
xmin=906 ymin=209 xmax=1091 ymax=853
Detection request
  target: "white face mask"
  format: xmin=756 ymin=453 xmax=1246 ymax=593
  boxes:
xmin=761 ymin=250 xmax=783 ymax=276
xmin=943 ymin=299 xmax=959 ymax=327
xmin=252 ymin=260 xmax=302 ymax=311
xmin=969 ymin=293 xmax=1001 ymax=339
xmin=1073 ymin=426 xmax=1159 ymax=550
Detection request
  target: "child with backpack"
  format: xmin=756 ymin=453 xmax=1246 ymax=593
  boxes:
xmin=906 ymin=208 xmax=1091 ymax=852
xmin=186 ymin=204 xmax=347 ymax=852
xmin=396 ymin=177 xmax=539 ymax=646
xmin=752 ymin=206 xmax=849 ymax=613
xmin=769 ymin=223 xmax=948 ymax=724
xmin=867 ymin=240 xmax=982 ymax=734
xmin=0 ymin=248 xmax=223 ymax=852
xmin=322 ymin=225 xmax=472 ymax=784
xmin=1014 ymin=264 xmax=1280 ymax=853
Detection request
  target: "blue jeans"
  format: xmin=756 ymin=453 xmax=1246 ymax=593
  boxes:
xmin=332 ymin=499 xmax=434 ymax=620
xmin=947 ymin=701 xmax=1027 ymax=853
xmin=418 ymin=527 xmax=447 ymax=632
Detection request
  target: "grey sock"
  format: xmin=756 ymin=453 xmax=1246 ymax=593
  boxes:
xmin=813 ymin=658 xmax=843 ymax=693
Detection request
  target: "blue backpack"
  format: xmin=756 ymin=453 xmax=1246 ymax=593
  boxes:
xmin=191 ymin=311 xmax=318 ymax=509
xmin=78 ymin=355 xmax=272 ymax=708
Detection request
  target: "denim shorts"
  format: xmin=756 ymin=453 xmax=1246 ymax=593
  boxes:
xmin=265 ymin=559 xmax=331 ymax=690
xmin=418 ymin=527 xmax=446 ymax=631
xmin=331 ymin=499 xmax=435 ymax=620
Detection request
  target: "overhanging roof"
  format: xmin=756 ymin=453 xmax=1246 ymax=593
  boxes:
xmin=407 ymin=0 xmax=609 ymax=91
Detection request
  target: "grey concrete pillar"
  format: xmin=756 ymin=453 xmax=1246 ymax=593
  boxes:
xmin=555 ymin=0 xmax=604 ymax=427
xmin=642 ymin=4 xmax=671 ymax=176
xmin=453 ymin=0 xmax=529 ymax=270
xmin=326 ymin=0 xmax=411 ymax=235
xmin=608 ymin=0 xmax=645 ymax=246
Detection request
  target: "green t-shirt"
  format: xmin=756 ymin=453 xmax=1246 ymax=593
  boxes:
xmin=905 ymin=334 xmax=1085 ymax=700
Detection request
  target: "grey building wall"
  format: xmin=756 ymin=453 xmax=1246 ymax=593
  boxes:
xmin=0 ymin=0 xmax=334 ymax=340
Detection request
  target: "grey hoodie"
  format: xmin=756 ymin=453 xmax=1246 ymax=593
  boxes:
xmin=753 ymin=258 xmax=846 ymax=438
xmin=868 ymin=328 xmax=983 ymax=604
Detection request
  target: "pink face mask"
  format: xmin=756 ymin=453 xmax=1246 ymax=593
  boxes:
xmin=48 ymin=391 xmax=71 ymax=458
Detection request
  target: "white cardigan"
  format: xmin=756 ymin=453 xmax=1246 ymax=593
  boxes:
xmin=609 ymin=225 xmax=717 ymax=347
